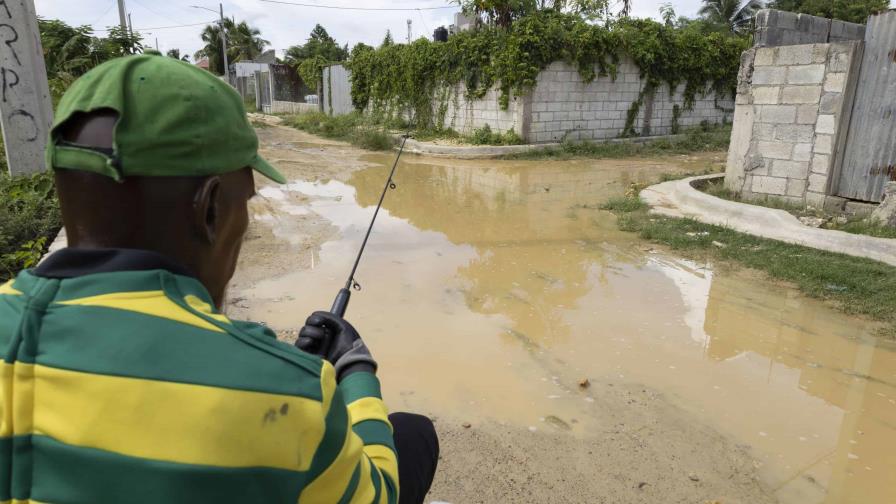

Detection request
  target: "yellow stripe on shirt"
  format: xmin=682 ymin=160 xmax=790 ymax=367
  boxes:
xmin=8 ymin=363 xmax=325 ymax=471
xmin=58 ymin=291 xmax=225 ymax=333
xmin=348 ymin=454 xmax=375 ymax=504
xmin=347 ymin=396 xmax=391 ymax=427
xmin=299 ymin=411 xmax=365 ymax=502
xmin=0 ymin=280 xmax=22 ymax=296
xmin=364 ymin=444 xmax=399 ymax=489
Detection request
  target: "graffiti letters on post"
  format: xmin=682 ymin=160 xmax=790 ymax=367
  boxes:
xmin=0 ymin=0 xmax=53 ymax=175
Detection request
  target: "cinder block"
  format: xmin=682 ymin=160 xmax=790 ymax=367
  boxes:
xmin=753 ymin=67 xmax=787 ymax=85
xmin=808 ymin=173 xmax=828 ymax=193
xmin=793 ymin=142 xmax=813 ymax=161
xmin=753 ymin=86 xmax=780 ymax=104
xmin=796 ymin=105 xmax=818 ymax=124
xmin=816 ymin=114 xmax=836 ymax=134
xmin=787 ymin=65 xmax=825 ymax=84
xmin=758 ymin=105 xmax=796 ymax=123
xmin=787 ymin=178 xmax=807 ymax=197
xmin=828 ymin=50 xmax=851 ymax=72
xmin=814 ymin=134 xmax=833 ymax=154
xmin=811 ymin=44 xmax=829 ymax=64
xmin=758 ymin=141 xmax=794 ymax=159
xmin=781 ymin=85 xmax=822 ymax=104
xmin=775 ymin=124 xmax=815 ymax=142
xmin=752 ymin=176 xmax=788 ymax=196
xmin=771 ymin=160 xmax=809 ymax=179
xmin=819 ymin=93 xmax=842 ymax=114
xmin=811 ymin=153 xmax=830 ymax=174
xmin=824 ymin=72 xmax=845 ymax=93
xmin=753 ymin=123 xmax=776 ymax=141
xmin=754 ymin=48 xmax=775 ymax=66
xmin=776 ymin=45 xmax=814 ymax=65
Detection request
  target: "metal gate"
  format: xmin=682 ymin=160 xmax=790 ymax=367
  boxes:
xmin=836 ymin=11 xmax=896 ymax=202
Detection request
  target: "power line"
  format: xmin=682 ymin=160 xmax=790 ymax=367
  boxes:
xmin=130 ymin=0 xmax=184 ymax=25
xmin=259 ymin=0 xmax=455 ymax=11
xmin=93 ymin=19 xmax=216 ymax=32
xmin=86 ymin=1 xmax=118 ymax=26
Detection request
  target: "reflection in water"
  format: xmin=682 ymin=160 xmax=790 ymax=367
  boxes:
xmin=244 ymin=157 xmax=893 ymax=504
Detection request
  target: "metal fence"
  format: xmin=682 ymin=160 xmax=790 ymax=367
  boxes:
xmin=322 ymin=65 xmax=354 ymax=116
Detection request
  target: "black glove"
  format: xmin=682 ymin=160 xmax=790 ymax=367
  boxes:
xmin=295 ymin=311 xmax=377 ymax=381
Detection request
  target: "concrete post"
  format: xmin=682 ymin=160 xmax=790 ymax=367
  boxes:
xmin=0 ymin=0 xmax=54 ymax=175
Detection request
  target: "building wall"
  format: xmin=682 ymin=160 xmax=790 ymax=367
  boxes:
xmin=527 ymin=60 xmax=732 ymax=143
xmin=436 ymin=83 xmax=527 ymax=136
xmin=724 ymin=42 xmax=861 ymax=207
xmin=754 ymin=9 xmax=866 ymax=48
xmin=271 ymin=101 xmax=318 ymax=114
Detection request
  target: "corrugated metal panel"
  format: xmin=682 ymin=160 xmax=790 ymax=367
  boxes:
xmin=323 ymin=65 xmax=354 ymax=116
xmin=837 ymin=12 xmax=896 ymax=202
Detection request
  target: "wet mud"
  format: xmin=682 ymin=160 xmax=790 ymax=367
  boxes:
xmin=229 ymin=125 xmax=895 ymax=504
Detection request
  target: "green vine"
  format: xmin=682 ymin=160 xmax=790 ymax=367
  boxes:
xmin=671 ymin=104 xmax=682 ymax=134
xmin=346 ymin=11 xmax=748 ymax=130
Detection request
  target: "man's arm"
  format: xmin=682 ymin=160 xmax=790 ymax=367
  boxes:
xmin=299 ymin=364 xmax=398 ymax=503
xmin=295 ymin=312 xmax=398 ymax=503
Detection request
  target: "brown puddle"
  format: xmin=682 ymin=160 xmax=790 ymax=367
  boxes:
xmin=233 ymin=147 xmax=895 ymax=504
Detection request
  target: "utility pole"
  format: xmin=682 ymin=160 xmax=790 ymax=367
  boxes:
xmin=128 ymin=13 xmax=133 ymax=36
xmin=155 ymin=38 xmax=159 ymax=51
xmin=407 ymin=19 xmax=412 ymax=43
xmin=117 ymin=0 xmax=128 ymax=31
xmin=0 ymin=0 xmax=54 ymax=175
xmin=220 ymin=3 xmax=229 ymax=82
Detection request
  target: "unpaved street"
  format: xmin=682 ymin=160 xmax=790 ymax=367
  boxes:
xmin=228 ymin=123 xmax=895 ymax=504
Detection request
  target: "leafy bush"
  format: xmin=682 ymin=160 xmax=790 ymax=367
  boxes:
xmin=1 ymin=171 xmax=62 ymax=281
xmin=347 ymin=11 xmax=748 ymax=128
xmin=288 ymin=112 xmax=393 ymax=151
xmin=467 ymin=124 xmax=525 ymax=145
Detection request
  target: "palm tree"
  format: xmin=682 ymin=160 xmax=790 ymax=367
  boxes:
xmin=194 ymin=19 xmax=268 ymax=74
xmin=699 ymin=0 xmax=763 ymax=34
xmin=229 ymin=21 xmax=269 ymax=62
xmin=166 ymin=48 xmax=189 ymax=61
xmin=619 ymin=0 xmax=632 ymax=17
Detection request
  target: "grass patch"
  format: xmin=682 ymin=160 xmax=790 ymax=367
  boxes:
xmin=602 ymin=194 xmax=896 ymax=338
xmin=1 ymin=171 xmax=61 ymax=281
xmin=284 ymin=112 xmax=393 ymax=151
xmin=700 ymin=178 xmax=896 ymax=239
xmin=507 ymin=123 xmax=731 ymax=160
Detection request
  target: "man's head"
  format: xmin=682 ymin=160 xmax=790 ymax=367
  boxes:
xmin=46 ymin=51 xmax=285 ymax=307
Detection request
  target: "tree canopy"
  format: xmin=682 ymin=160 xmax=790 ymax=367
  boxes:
xmin=698 ymin=0 xmax=763 ymax=35
xmin=284 ymin=24 xmax=348 ymax=68
xmin=451 ymin=0 xmax=613 ymax=27
xmin=767 ymin=0 xmax=889 ymax=24
xmin=194 ymin=19 xmax=269 ymax=75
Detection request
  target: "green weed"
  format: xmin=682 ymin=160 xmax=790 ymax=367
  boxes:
xmin=1 ymin=171 xmax=61 ymax=281
xmin=603 ymin=194 xmax=896 ymax=338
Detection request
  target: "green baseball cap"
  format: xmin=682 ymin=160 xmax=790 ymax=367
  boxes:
xmin=46 ymin=50 xmax=286 ymax=184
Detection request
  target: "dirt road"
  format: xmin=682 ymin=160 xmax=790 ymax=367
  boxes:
xmin=228 ymin=123 xmax=895 ymax=503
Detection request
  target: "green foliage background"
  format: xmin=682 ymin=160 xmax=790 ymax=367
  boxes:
xmin=0 ymin=168 xmax=61 ymax=281
xmin=347 ymin=12 xmax=748 ymax=130
xmin=767 ymin=0 xmax=889 ymax=24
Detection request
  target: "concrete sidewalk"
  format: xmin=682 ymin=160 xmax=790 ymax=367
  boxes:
xmin=641 ymin=174 xmax=896 ymax=267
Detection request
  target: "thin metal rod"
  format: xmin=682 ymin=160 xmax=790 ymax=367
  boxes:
xmin=344 ymin=135 xmax=408 ymax=290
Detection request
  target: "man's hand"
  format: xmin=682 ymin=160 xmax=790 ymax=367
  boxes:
xmin=295 ymin=311 xmax=377 ymax=381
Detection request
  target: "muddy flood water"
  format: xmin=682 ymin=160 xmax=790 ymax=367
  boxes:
xmin=229 ymin=126 xmax=895 ymax=504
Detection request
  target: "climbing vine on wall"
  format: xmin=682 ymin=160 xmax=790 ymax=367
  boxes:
xmin=346 ymin=11 xmax=748 ymax=130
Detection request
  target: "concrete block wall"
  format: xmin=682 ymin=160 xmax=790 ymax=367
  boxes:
xmin=437 ymin=83 xmax=526 ymax=136
xmin=527 ymin=60 xmax=732 ymax=144
xmin=754 ymin=9 xmax=865 ymax=48
xmin=724 ymin=42 xmax=861 ymax=206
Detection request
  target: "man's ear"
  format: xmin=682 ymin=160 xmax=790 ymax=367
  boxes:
xmin=193 ymin=176 xmax=221 ymax=244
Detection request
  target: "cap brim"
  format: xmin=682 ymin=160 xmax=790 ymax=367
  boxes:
xmin=250 ymin=154 xmax=287 ymax=184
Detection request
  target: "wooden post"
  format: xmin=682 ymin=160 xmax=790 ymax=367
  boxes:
xmin=0 ymin=0 xmax=53 ymax=175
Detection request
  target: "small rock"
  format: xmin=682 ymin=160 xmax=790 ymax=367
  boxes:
xmin=688 ymin=473 xmax=700 ymax=482
xmin=798 ymin=216 xmax=826 ymax=228
xmin=578 ymin=378 xmax=590 ymax=389
xmin=462 ymin=422 xmax=471 ymax=429
xmin=871 ymin=182 xmax=896 ymax=228
xmin=711 ymin=241 xmax=727 ymax=248
xmin=637 ymin=482 xmax=648 ymax=489
xmin=834 ymin=215 xmax=849 ymax=225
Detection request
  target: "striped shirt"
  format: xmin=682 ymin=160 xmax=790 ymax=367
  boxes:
xmin=0 ymin=248 xmax=398 ymax=504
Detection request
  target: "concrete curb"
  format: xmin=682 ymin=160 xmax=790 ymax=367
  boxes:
xmin=394 ymin=133 xmax=692 ymax=159
xmin=640 ymin=174 xmax=896 ymax=267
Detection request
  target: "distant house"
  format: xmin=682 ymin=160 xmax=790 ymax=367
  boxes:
xmin=195 ymin=57 xmax=210 ymax=71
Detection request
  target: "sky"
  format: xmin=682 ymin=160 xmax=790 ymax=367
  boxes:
xmin=33 ymin=0 xmax=709 ymax=61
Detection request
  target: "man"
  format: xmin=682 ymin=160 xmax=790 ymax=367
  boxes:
xmin=0 ymin=51 xmax=438 ymax=503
